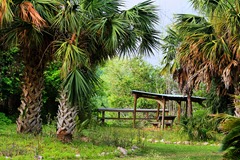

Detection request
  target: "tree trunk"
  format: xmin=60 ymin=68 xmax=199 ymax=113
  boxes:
xmin=57 ymin=91 xmax=78 ymax=143
xmin=187 ymin=92 xmax=192 ymax=117
xmin=16 ymin=64 xmax=44 ymax=134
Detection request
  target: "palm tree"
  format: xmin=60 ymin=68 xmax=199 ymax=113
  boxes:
xmin=0 ymin=0 xmax=59 ymax=133
xmin=52 ymin=0 xmax=160 ymax=141
xmin=167 ymin=0 xmax=240 ymax=115
xmin=160 ymin=27 xmax=181 ymax=75
xmin=0 ymin=0 xmax=159 ymax=137
xmin=160 ymin=15 xmax=206 ymax=117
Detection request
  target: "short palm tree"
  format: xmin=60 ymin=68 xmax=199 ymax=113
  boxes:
xmin=52 ymin=0 xmax=160 ymax=141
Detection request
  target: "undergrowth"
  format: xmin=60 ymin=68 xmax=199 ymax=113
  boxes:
xmin=0 ymin=119 xmax=223 ymax=160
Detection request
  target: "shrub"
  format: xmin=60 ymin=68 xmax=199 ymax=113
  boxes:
xmin=214 ymin=113 xmax=240 ymax=159
xmin=0 ymin=112 xmax=12 ymax=125
xmin=180 ymin=110 xmax=218 ymax=141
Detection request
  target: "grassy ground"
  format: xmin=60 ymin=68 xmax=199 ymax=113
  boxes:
xmin=0 ymin=124 xmax=223 ymax=160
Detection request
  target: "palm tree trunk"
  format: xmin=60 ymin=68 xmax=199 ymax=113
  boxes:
xmin=16 ymin=64 xmax=43 ymax=134
xmin=57 ymin=91 xmax=78 ymax=143
xmin=187 ymin=91 xmax=192 ymax=117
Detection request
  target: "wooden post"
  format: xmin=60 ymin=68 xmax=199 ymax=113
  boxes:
xmin=185 ymin=100 xmax=188 ymax=117
xmin=156 ymin=99 xmax=166 ymax=129
xmin=161 ymin=98 xmax=166 ymax=129
xmin=133 ymin=94 xmax=138 ymax=128
xmin=156 ymin=102 xmax=160 ymax=120
xmin=177 ymin=101 xmax=181 ymax=123
xmin=102 ymin=111 xmax=105 ymax=123
xmin=187 ymin=93 xmax=193 ymax=117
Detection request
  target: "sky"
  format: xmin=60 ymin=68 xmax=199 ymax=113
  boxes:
xmin=124 ymin=0 xmax=197 ymax=66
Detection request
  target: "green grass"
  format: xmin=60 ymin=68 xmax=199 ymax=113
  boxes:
xmin=0 ymin=124 xmax=223 ymax=160
xmin=130 ymin=143 xmax=222 ymax=160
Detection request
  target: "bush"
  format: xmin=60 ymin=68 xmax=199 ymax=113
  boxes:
xmin=0 ymin=112 xmax=12 ymax=127
xmin=180 ymin=110 xmax=218 ymax=141
xmin=221 ymin=125 xmax=240 ymax=160
xmin=214 ymin=113 xmax=240 ymax=159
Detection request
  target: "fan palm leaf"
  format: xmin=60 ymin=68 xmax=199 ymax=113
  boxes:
xmin=221 ymin=124 xmax=240 ymax=159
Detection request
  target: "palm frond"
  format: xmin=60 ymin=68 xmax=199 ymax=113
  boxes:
xmin=221 ymin=125 xmax=240 ymax=151
xmin=0 ymin=0 xmax=13 ymax=27
xmin=32 ymin=0 xmax=60 ymax=24
xmin=81 ymin=0 xmax=121 ymax=15
xmin=62 ymin=67 xmax=99 ymax=106
xmin=18 ymin=1 xmax=47 ymax=29
xmin=118 ymin=0 xmax=160 ymax=56
xmin=55 ymin=40 xmax=87 ymax=78
xmin=131 ymin=0 xmax=159 ymax=26
xmin=0 ymin=18 xmax=48 ymax=50
xmin=52 ymin=0 xmax=82 ymax=33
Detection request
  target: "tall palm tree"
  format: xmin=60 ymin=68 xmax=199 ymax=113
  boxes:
xmin=160 ymin=15 xmax=207 ymax=117
xmin=52 ymin=0 xmax=160 ymax=141
xmin=0 ymin=0 xmax=59 ymax=133
xmin=172 ymin=0 xmax=240 ymax=115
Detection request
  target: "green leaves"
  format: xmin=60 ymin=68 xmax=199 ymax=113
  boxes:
xmin=52 ymin=0 xmax=82 ymax=33
xmin=62 ymin=67 xmax=99 ymax=106
xmin=98 ymin=57 xmax=167 ymax=109
xmin=219 ymin=117 xmax=240 ymax=159
xmin=0 ymin=47 xmax=22 ymax=100
xmin=0 ymin=112 xmax=12 ymax=126
xmin=55 ymin=40 xmax=87 ymax=78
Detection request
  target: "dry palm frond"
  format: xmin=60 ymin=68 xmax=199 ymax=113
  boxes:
xmin=222 ymin=60 xmax=238 ymax=89
xmin=19 ymin=1 xmax=47 ymax=29
xmin=0 ymin=0 xmax=13 ymax=26
xmin=0 ymin=0 xmax=7 ymax=12
xmin=0 ymin=0 xmax=7 ymax=20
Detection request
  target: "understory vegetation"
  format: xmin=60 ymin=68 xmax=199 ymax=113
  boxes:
xmin=0 ymin=121 xmax=223 ymax=160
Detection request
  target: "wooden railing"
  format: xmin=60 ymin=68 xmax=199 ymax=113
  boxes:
xmin=97 ymin=108 xmax=169 ymax=123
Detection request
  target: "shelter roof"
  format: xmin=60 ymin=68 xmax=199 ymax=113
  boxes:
xmin=131 ymin=90 xmax=206 ymax=103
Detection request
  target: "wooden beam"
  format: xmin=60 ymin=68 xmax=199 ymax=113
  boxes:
xmin=187 ymin=94 xmax=193 ymax=117
xmin=162 ymin=98 xmax=166 ymax=129
xmin=133 ymin=94 xmax=138 ymax=128
xmin=177 ymin=101 xmax=181 ymax=123
xmin=156 ymin=102 xmax=160 ymax=120
xmin=156 ymin=98 xmax=166 ymax=129
xmin=102 ymin=111 xmax=105 ymax=123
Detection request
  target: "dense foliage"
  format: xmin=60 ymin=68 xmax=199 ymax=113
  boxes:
xmin=214 ymin=95 xmax=240 ymax=159
xmin=0 ymin=112 xmax=12 ymax=126
xmin=94 ymin=57 xmax=169 ymax=109
xmin=180 ymin=110 xmax=218 ymax=141
xmin=42 ymin=62 xmax=62 ymax=123
xmin=0 ymin=47 xmax=22 ymax=115
xmin=0 ymin=47 xmax=22 ymax=101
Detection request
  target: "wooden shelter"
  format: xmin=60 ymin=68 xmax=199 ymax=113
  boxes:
xmin=132 ymin=90 xmax=206 ymax=128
